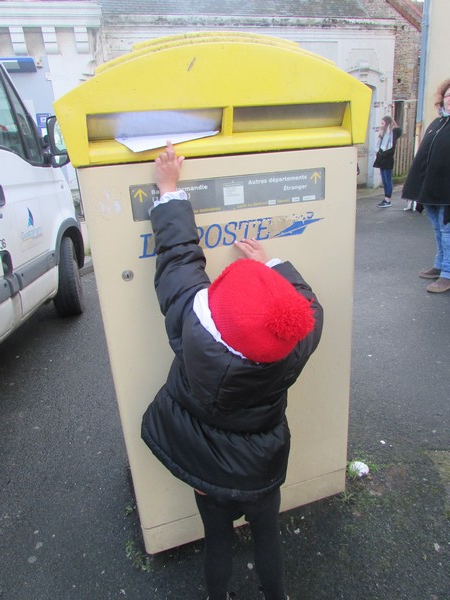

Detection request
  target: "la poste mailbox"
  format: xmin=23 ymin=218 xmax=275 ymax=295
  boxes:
xmin=54 ymin=32 xmax=371 ymax=554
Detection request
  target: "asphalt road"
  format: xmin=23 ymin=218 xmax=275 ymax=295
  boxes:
xmin=1 ymin=189 xmax=449 ymax=600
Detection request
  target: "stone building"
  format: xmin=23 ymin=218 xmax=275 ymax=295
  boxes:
xmin=361 ymin=0 xmax=422 ymax=178
xmin=0 ymin=0 xmax=422 ymax=187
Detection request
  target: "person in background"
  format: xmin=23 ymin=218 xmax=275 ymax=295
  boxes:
xmin=141 ymin=142 xmax=323 ymax=600
xmin=402 ymin=79 xmax=450 ymax=293
xmin=373 ymin=115 xmax=402 ymax=208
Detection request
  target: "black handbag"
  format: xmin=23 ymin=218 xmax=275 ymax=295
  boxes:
xmin=373 ymin=150 xmax=383 ymax=169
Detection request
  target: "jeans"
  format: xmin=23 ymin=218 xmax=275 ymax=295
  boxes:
xmin=194 ymin=488 xmax=286 ymax=600
xmin=380 ymin=169 xmax=393 ymax=198
xmin=426 ymin=205 xmax=450 ymax=279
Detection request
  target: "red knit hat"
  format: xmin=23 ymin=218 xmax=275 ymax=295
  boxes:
xmin=208 ymin=259 xmax=315 ymax=363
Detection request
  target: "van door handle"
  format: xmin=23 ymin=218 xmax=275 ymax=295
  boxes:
xmin=0 ymin=185 xmax=5 ymax=207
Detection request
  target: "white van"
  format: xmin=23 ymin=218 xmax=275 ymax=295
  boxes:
xmin=0 ymin=63 xmax=84 ymax=343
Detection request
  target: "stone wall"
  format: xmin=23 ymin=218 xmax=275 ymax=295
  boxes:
xmin=361 ymin=0 xmax=420 ymax=100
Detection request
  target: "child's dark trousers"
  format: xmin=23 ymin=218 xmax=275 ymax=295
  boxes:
xmin=194 ymin=487 xmax=286 ymax=600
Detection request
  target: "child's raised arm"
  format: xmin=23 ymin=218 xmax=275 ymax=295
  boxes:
xmin=155 ymin=141 xmax=185 ymax=196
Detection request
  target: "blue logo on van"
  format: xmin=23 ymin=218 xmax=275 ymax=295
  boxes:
xmin=21 ymin=208 xmax=42 ymax=241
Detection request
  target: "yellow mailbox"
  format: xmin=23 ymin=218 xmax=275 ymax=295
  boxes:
xmin=55 ymin=32 xmax=370 ymax=554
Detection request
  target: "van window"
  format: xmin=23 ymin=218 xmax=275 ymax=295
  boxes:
xmin=0 ymin=73 xmax=43 ymax=164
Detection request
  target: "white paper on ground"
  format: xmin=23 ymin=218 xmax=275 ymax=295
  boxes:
xmin=115 ymin=130 xmax=219 ymax=152
xmin=348 ymin=461 xmax=370 ymax=477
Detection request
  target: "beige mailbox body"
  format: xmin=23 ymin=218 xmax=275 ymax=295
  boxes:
xmin=54 ymin=33 xmax=371 ymax=554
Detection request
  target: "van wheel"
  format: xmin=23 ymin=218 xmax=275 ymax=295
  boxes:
xmin=54 ymin=236 xmax=84 ymax=317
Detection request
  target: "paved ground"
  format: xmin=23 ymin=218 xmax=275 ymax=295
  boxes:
xmin=1 ymin=185 xmax=449 ymax=600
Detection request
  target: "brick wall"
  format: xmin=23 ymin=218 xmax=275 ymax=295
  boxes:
xmin=361 ymin=0 xmax=420 ymax=100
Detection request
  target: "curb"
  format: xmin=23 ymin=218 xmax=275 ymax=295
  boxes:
xmin=80 ymin=257 xmax=94 ymax=276
xmin=357 ymin=183 xmax=403 ymax=201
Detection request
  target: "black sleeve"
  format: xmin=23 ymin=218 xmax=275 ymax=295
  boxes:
xmin=150 ymin=200 xmax=211 ymax=356
xmin=402 ymin=120 xmax=438 ymax=200
xmin=273 ymin=261 xmax=324 ymax=356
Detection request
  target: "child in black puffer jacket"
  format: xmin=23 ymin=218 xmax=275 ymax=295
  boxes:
xmin=142 ymin=142 xmax=323 ymax=600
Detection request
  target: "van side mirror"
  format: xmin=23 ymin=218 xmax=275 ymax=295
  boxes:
xmin=46 ymin=116 xmax=70 ymax=167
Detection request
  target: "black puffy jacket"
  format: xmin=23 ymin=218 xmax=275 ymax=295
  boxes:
xmin=402 ymin=116 xmax=450 ymax=206
xmin=141 ymin=199 xmax=323 ymax=502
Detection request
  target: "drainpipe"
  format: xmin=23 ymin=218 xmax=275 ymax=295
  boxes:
xmin=416 ymin=0 xmax=430 ymax=151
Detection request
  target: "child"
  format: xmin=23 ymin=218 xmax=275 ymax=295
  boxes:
xmin=141 ymin=142 xmax=324 ymax=600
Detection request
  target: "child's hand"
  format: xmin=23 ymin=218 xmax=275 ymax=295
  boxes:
xmin=234 ymin=238 xmax=268 ymax=263
xmin=155 ymin=141 xmax=185 ymax=196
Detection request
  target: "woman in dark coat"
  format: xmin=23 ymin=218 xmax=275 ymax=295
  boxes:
xmin=402 ymin=79 xmax=450 ymax=293
xmin=142 ymin=142 xmax=323 ymax=600
xmin=374 ymin=115 xmax=402 ymax=208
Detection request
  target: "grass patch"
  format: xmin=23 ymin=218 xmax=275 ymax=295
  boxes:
xmin=125 ymin=539 xmax=153 ymax=572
